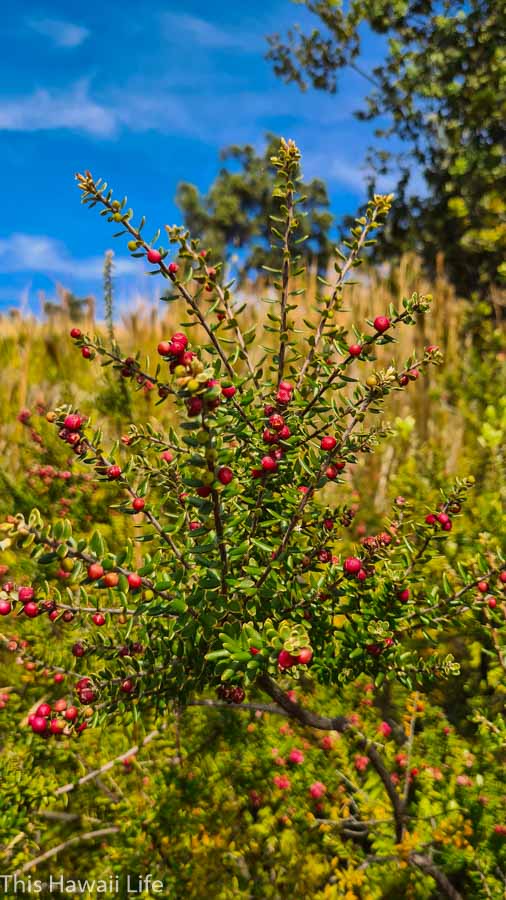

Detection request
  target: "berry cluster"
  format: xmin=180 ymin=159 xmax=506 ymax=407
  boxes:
xmin=217 ymin=684 xmax=246 ymax=704
xmin=278 ymin=647 xmax=313 ymax=669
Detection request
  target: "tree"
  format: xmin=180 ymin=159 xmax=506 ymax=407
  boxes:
xmin=176 ymin=133 xmax=334 ymax=281
xmin=267 ymin=0 xmax=506 ymax=300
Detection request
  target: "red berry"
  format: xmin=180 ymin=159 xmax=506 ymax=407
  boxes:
xmin=30 ymin=716 xmax=48 ymax=734
xmin=36 ymin=703 xmax=52 ymax=717
xmin=78 ymin=687 xmax=96 ymax=703
xmin=477 ymin=581 xmax=489 ymax=594
xmin=72 ymin=642 xmax=86 ymax=658
xmin=168 ymin=262 xmax=179 ymax=274
xmin=161 ymin=450 xmax=173 ymax=463
xmin=132 ymin=498 xmax=145 ymax=512
xmin=298 ymin=647 xmax=313 ymax=665
xmin=54 ymin=672 xmax=65 ymax=684
xmin=398 ymin=588 xmax=410 ymax=602
xmin=106 ymin=465 xmax=122 ymax=480
xmin=0 ymin=600 xmax=11 ymax=616
xmin=24 ymin=602 xmax=39 ymax=618
xmin=278 ymin=425 xmax=291 ymax=440
xmin=187 ymin=397 xmax=203 ymax=416
xmin=92 ymin=613 xmax=106 ymax=626
xmin=127 ymin=573 xmax=142 ymax=590
xmin=70 ymin=327 xmax=82 ymax=339
xmin=425 ymin=514 xmax=437 ymax=525
xmin=197 ymin=485 xmax=212 ymax=498
xmin=373 ymin=316 xmax=390 ymax=333
xmin=88 ymin=564 xmax=104 ymax=580
xmin=276 ymin=389 xmax=291 ymax=405
xmin=344 ymin=557 xmax=362 ymax=575
xmin=221 ymin=385 xmax=236 ymax=399
xmin=189 ymin=521 xmax=201 ymax=531
xmin=249 ymin=647 xmax=260 ymax=656
xmin=103 ymin=572 xmax=119 ymax=588
xmin=261 ymin=455 xmax=278 ymax=472
xmin=488 ymin=597 xmax=497 ymax=609
xmin=323 ymin=518 xmax=334 ymax=530
xmin=269 ymin=414 xmax=284 ymax=430
xmin=76 ymin=677 xmax=91 ymax=690
xmin=63 ymin=414 xmax=83 ymax=431
xmin=147 ymin=249 xmax=162 ymax=264
xmin=442 ymin=520 xmax=452 ymax=532
xmin=278 ymin=649 xmax=297 ymax=669
xmin=65 ymin=706 xmax=78 ymax=721
xmin=76 ymin=722 xmax=88 ymax=734
xmin=18 ymin=586 xmax=34 ymax=603
xmin=348 ymin=344 xmax=362 ymax=358
xmin=158 ymin=341 xmax=172 ymax=356
xmin=357 ymin=569 xmax=367 ymax=582
xmin=437 ymin=512 xmax=450 ymax=525
xmin=279 ymin=381 xmax=293 ymax=393
xmin=121 ymin=679 xmax=134 ymax=694
xmin=50 ymin=718 xmax=65 ymax=735
xmin=325 ymin=465 xmax=339 ymax=479
xmin=500 ymin=572 xmax=506 ymax=584
xmin=218 ymin=466 xmax=234 ymax=486
xmin=81 ymin=346 xmax=92 ymax=359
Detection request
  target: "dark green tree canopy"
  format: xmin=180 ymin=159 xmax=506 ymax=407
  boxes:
xmin=176 ymin=134 xmax=334 ymax=281
xmin=267 ymin=0 xmax=506 ymax=299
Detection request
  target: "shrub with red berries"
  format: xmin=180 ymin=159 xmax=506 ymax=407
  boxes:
xmin=0 ymin=139 xmax=504 ymax=899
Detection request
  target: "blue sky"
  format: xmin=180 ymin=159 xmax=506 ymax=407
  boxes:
xmin=0 ymin=0 xmax=392 ymax=314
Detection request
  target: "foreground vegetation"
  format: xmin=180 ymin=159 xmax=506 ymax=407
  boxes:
xmin=0 ymin=141 xmax=504 ymax=899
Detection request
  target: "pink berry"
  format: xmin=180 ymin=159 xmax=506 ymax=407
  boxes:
xmin=425 ymin=514 xmax=437 ymax=525
xmin=36 ymin=703 xmax=52 ymax=717
xmin=147 ymin=249 xmax=162 ymax=264
xmin=0 ymin=600 xmax=11 ymax=616
xmin=343 ymin=557 xmax=362 ymax=575
xmin=18 ymin=586 xmax=34 ymax=603
xmin=161 ymin=450 xmax=173 ymax=463
xmin=63 ymin=414 xmax=83 ymax=432
xmin=261 ymin=455 xmax=278 ymax=473
xmin=398 ymin=588 xmax=410 ymax=602
xmin=298 ymin=647 xmax=313 ymax=665
xmin=168 ymin=262 xmax=179 ymax=274
xmin=30 ymin=716 xmax=48 ymax=734
xmin=24 ymin=602 xmax=39 ymax=618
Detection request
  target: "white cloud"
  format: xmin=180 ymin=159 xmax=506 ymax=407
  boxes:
xmin=0 ymin=234 xmax=138 ymax=279
xmin=161 ymin=12 xmax=259 ymax=52
xmin=0 ymin=80 xmax=114 ymax=137
xmin=28 ymin=17 xmax=90 ymax=48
